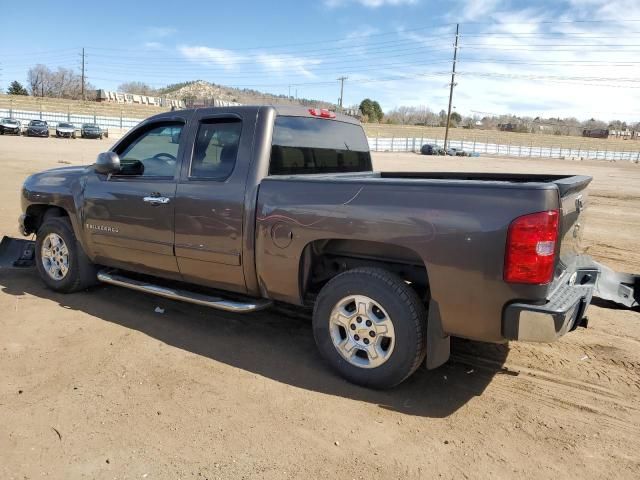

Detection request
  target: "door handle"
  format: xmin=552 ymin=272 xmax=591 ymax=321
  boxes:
xmin=143 ymin=196 xmax=170 ymax=205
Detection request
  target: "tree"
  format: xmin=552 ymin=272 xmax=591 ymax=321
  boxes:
xmin=117 ymin=81 xmax=157 ymax=95
xmin=359 ymin=98 xmax=383 ymax=123
xmin=7 ymin=80 xmax=28 ymax=96
xmin=27 ymin=64 xmax=94 ymax=100
xmin=450 ymin=112 xmax=462 ymax=125
xmin=371 ymin=101 xmax=383 ymax=122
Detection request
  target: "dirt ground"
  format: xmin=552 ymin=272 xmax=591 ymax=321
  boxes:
xmin=0 ymin=136 xmax=638 ymax=480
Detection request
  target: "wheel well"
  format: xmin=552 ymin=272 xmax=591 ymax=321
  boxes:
xmin=24 ymin=205 xmax=68 ymax=234
xmin=299 ymin=239 xmax=430 ymax=302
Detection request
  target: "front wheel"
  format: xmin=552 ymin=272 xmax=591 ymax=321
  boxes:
xmin=312 ymin=267 xmax=427 ymax=389
xmin=35 ymin=217 xmax=98 ymax=293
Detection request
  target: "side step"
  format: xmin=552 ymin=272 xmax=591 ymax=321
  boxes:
xmin=97 ymin=270 xmax=272 ymax=313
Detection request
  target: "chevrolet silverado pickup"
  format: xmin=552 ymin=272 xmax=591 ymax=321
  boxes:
xmin=18 ymin=105 xmax=599 ymax=388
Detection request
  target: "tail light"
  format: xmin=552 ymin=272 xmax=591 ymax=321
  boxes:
xmin=504 ymin=210 xmax=559 ymax=284
xmin=309 ymin=108 xmax=336 ymax=119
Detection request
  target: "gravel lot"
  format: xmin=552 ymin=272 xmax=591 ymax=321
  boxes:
xmin=1 ymin=136 xmax=639 ymax=479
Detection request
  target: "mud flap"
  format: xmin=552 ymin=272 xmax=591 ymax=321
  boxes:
xmin=0 ymin=236 xmax=36 ymax=269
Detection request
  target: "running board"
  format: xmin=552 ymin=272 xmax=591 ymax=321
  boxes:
xmin=97 ymin=270 xmax=272 ymax=313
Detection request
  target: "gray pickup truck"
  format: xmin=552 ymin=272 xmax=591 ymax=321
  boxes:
xmin=18 ymin=105 xmax=601 ymax=388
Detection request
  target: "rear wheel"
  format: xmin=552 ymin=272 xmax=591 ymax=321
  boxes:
xmin=35 ymin=217 xmax=97 ymax=293
xmin=312 ymin=267 xmax=427 ymax=389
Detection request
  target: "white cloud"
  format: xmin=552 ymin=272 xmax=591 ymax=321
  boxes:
xmin=257 ymin=53 xmax=322 ymax=78
xmin=178 ymin=46 xmax=244 ymax=70
xmin=459 ymin=0 xmax=503 ymax=21
xmin=178 ymin=45 xmax=322 ymax=77
xmin=325 ymin=0 xmax=418 ymax=8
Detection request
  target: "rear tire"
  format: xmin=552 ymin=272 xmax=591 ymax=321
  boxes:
xmin=35 ymin=217 xmax=98 ymax=293
xmin=312 ymin=267 xmax=427 ymax=389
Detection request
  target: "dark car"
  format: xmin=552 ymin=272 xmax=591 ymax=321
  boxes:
xmin=26 ymin=120 xmax=49 ymax=137
xmin=56 ymin=122 xmax=76 ymax=139
xmin=420 ymin=144 xmax=446 ymax=155
xmin=0 ymin=118 xmax=22 ymax=135
xmin=81 ymin=123 xmax=103 ymax=139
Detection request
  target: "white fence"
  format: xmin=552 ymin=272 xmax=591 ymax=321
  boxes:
xmin=0 ymin=108 xmax=142 ymax=130
xmin=368 ymin=137 xmax=640 ymax=162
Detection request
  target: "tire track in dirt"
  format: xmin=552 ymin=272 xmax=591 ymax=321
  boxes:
xmin=453 ymin=337 xmax=640 ymax=397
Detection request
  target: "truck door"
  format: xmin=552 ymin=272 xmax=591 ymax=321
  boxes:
xmin=82 ymin=120 xmax=187 ymax=279
xmin=173 ymin=111 xmax=254 ymax=293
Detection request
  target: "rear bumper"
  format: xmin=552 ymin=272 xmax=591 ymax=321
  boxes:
xmin=502 ymin=268 xmax=598 ymax=342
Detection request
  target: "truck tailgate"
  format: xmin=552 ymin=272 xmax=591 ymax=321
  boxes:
xmin=555 ymin=176 xmax=592 ymax=275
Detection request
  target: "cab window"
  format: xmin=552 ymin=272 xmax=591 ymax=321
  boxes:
xmin=117 ymin=123 xmax=183 ymax=177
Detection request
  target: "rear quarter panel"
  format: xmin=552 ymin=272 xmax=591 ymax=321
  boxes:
xmin=256 ymin=177 xmax=560 ymax=342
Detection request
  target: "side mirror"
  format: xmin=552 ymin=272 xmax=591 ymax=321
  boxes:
xmin=95 ymin=152 xmax=120 ymax=174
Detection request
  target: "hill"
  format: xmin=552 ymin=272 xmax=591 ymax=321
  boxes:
xmin=158 ymin=80 xmax=333 ymax=108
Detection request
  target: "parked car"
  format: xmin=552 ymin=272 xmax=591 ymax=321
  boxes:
xmin=18 ymin=105 xmax=598 ymax=389
xmin=446 ymin=147 xmax=468 ymax=156
xmin=26 ymin=120 xmax=49 ymax=137
xmin=0 ymin=118 xmax=22 ymax=135
xmin=81 ymin=124 xmax=103 ymax=139
xmin=56 ymin=122 xmax=76 ymax=138
xmin=420 ymin=144 xmax=446 ymax=155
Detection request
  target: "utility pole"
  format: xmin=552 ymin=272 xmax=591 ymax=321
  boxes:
xmin=444 ymin=24 xmax=459 ymax=150
xmin=337 ymin=76 xmax=348 ymax=109
xmin=81 ymin=47 xmax=86 ymax=101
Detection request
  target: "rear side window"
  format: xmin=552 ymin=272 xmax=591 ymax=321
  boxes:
xmin=270 ymin=116 xmax=372 ymax=175
xmin=190 ymin=119 xmax=242 ymax=180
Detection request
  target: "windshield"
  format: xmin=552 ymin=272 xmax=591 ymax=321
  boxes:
xmin=83 ymin=124 xmax=99 ymax=128
xmin=2 ymin=119 xmax=18 ymax=125
xmin=270 ymin=116 xmax=372 ymax=175
xmin=30 ymin=120 xmax=46 ymax=126
xmin=58 ymin=123 xmax=73 ymax=128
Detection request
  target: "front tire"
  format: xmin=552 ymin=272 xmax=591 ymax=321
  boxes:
xmin=313 ymin=267 xmax=427 ymax=389
xmin=35 ymin=217 xmax=98 ymax=293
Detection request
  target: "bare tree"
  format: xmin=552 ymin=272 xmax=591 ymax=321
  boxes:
xmin=27 ymin=64 xmax=94 ymax=99
xmin=117 ymin=81 xmax=157 ymax=95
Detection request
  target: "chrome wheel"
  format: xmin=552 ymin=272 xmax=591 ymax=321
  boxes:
xmin=329 ymin=295 xmax=395 ymax=369
xmin=41 ymin=233 xmax=69 ymax=281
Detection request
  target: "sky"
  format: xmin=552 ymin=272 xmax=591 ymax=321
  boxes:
xmin=1 ymin=0 xmax=640 ymax=122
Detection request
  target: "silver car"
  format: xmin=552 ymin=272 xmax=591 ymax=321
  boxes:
xmin=56 ymin=122 xmax=76 ymax=139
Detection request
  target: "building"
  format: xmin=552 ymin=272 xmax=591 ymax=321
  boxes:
xmin=96 ymin=90 xmax=184 ymax=109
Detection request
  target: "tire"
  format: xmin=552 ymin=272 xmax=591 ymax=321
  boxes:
xmin=312 ymin=267 xmax=427 ymax=389
xmin=35 ymin=216 xmax=98 ymax=293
